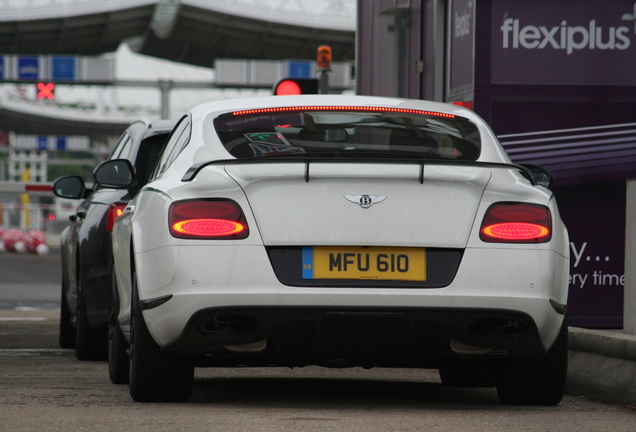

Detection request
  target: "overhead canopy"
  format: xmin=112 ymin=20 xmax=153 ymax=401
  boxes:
xmin=0 ymin=101 xmax=130 ymax=138
xmin=0 ymin=1 xmax=156 ymax=56
xmin=0 ymin=0 xmax=356 ymax=66
xmin=0 ymin=0 xmax=355 ymax=138
xmin=128 ymin=0 xmax=355 ymax=67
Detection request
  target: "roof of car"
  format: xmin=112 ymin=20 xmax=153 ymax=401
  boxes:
xmin=149 ymin=119 xmax=180 ymax=130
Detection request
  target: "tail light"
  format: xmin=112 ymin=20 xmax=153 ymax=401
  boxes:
xmin=107 ymin=203 xmax=127 ymax=232
xmin=480 ymin=203 xmax=551 ymax=243
xmin=169 ymin=199 xmax=249 ymax=239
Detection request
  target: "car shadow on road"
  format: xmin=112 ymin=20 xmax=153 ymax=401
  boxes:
xmin=190 ymin=375 xmax=502 ymax=408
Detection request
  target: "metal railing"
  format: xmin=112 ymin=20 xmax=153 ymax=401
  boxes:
xmin=0 ymin=202 xmax=66 ymax=232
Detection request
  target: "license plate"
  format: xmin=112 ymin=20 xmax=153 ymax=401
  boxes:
xmin=302 ymin=246 xmax=426 ymax=281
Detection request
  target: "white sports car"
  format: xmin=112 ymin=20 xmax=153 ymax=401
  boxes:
xmin=95 ymin=95 xmax=569 ymax=405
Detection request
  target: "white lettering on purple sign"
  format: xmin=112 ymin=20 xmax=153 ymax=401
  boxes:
xmin=455 ymin=8 xmax=472 ymax=39
xmin=569 ymin=242 xmax=624 ymax=289
xmin=501 ymin=18 xmax=631 ymax=55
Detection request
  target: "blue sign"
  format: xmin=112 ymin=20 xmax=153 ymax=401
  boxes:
xmin=56 ymin=136 xmax=67 ymax=151
xmin=18 ymin=56 xmax=40 ymax=80
xmin=37 ymin=136 xmax=48 ymax=151
xmin=288 ymin=61 xmax=312 ymax=78
xmin=0 ymin=57 xmax=4 ymax=80
xmin=52 ymin=56 xmax=76 ymax=82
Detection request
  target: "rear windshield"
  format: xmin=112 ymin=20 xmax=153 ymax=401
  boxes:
xmin=213 ymin=108 xmax=481 ymax=161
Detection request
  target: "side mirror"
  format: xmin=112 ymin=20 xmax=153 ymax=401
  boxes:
xmin=520 ymin=164 xmax=554 ymax=189
xmin=93 ymin=159 xmax=138 ymax=197
xmin=53 ymin=176 xmax=88 ymax=200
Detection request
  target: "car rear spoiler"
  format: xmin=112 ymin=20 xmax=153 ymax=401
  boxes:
xmin=181 ymin=157 xmax=541 ymax=186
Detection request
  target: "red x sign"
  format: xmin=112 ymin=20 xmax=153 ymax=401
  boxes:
xmin=37 ymin=82 xmax=55 ymax=99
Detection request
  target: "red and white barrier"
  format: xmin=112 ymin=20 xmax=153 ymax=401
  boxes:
xmin=0 ymin=181 xmax=53 ymax=196
xmin=0 ymin=228 xmax=49 ymax=255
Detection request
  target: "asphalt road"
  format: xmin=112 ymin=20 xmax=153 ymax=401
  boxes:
xmin=0 ymin=246 xmax=61 ymax=310
xmin=1 ymin=249 xmax=636 ymax=431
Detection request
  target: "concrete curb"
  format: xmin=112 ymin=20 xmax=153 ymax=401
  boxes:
xmin=567 ymin=327 xmax=636 ymax=406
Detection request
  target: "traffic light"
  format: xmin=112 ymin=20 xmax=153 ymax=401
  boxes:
xmin=317 ymin=45 xmax=332 ymax=70
xmin=37 ymin=82 xmax=55 ymax=100
xmin=273 ymin=78 xmax=319 ymax=95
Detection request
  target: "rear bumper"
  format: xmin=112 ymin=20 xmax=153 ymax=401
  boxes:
xmin=135 ymin=244 xmax=569 ymax=359
xmin=161 ymin=306 xmax=545 ymax=367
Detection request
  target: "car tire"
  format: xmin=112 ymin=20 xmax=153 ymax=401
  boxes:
xmin=74 ymin=268 xmax=108 ymax=361
xmin=108 ymin=267 xmax=129 ymax=384
xmin=496 ymin=317 xmax=568 ymax=406
xmin=58 ymin=278 xmax=75 ymax=349
xmin=129 ymin=270 xmax=194 ymax=403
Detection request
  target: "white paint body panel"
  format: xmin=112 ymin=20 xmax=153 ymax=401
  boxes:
xmin=225 ymin=164 xmax=491 ymax=247
xmin=136 ymin=245 xmax=568 ymax=349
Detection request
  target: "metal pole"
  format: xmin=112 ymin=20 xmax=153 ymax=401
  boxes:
xmin=625 ymin=179 xmax=636 ymax=334
xmin=159 ymin=80 xmax=173 ymax=119
xmin=319 ymin=70 xmax=329 ymax=94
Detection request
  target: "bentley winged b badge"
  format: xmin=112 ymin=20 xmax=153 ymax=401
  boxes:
xmin=344 ymin=194 xmax=387 ymax=209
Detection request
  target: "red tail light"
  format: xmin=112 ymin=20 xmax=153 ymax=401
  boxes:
xmin=480 ymin=203 xmax=551 ymax=243
xmin=107 ymin=203 xmax=127 ymax=232
xmin=169 ymin=199 xmax=249 ymax=239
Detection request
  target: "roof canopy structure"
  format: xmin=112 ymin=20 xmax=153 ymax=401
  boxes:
xmin=0 ymin=0 xmax=157 ymax=57
xmin=129 ymin=0 xmax=355 ymax=67
xmin=0 ymin=0 xmax=356 ymax=66
xmin=0 ymin=0 xmax=356 ymax=137
xmin=0 ymin=100 xmax=130 ymax=139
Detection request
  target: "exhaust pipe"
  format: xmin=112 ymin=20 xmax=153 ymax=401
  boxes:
xmin=468 ymin=318 xmax=527 ymax=341
xmin=197 ymin=315 xmax=259 ymax=336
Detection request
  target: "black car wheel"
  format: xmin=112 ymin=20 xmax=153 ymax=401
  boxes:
xmin=74 ymin=267 xmax=108 ymax=361
xmin=496 ymin=316 xmax=568 ymax=406
xmin=58 ymin=277 xmax=75 ymax=349
xmin=129 ymin=269 xmax=193 ymax=403
xmin=108 ymin=267 xmax=130 ymax=384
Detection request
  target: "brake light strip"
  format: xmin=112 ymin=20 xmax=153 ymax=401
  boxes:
xmin=231 ymin=106 xmax=455 ymax=119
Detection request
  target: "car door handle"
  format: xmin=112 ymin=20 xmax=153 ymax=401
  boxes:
xmin=124 ymin=205 xmax=135 ymax=215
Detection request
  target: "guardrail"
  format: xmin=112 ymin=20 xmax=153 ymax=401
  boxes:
xmin=0 ymin=181 xmax=53 ymax=197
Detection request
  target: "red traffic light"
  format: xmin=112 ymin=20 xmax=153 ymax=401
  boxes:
xmin=275 ymin=80 xmax=301 ymax=95
xmin=37 ymin=82 xmax=55 ymax=100
xmin=273 ymin=78 xmax=319 ymax=95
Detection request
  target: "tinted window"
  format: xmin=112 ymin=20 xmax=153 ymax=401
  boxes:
xmin=134 ymin=132 xmax=171 ymax=187
xmin=109 ymin=133 xmax=133 ymax=160
xmin=154 ymin=117 xmax=191 ymax=177
xmin=214 ymin=108 xmax=481 ymax=161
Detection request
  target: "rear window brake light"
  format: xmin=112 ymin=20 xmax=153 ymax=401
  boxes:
xmin=231 ymin=106 xmax=455 ymax=119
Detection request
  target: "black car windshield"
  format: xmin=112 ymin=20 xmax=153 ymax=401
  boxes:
xmin=213 ymin=107 xmax=481 ymax=161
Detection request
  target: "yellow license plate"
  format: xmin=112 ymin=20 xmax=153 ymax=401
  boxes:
xmin=302 ymin=247 xmax=426 ymax=281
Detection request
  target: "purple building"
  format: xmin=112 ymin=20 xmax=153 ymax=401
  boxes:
xmin=357 ymin=0 xmax=636 ymax=327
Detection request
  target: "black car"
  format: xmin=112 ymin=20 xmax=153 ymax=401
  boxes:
xmin=52 ymin=119 xmax=177 ymax=360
